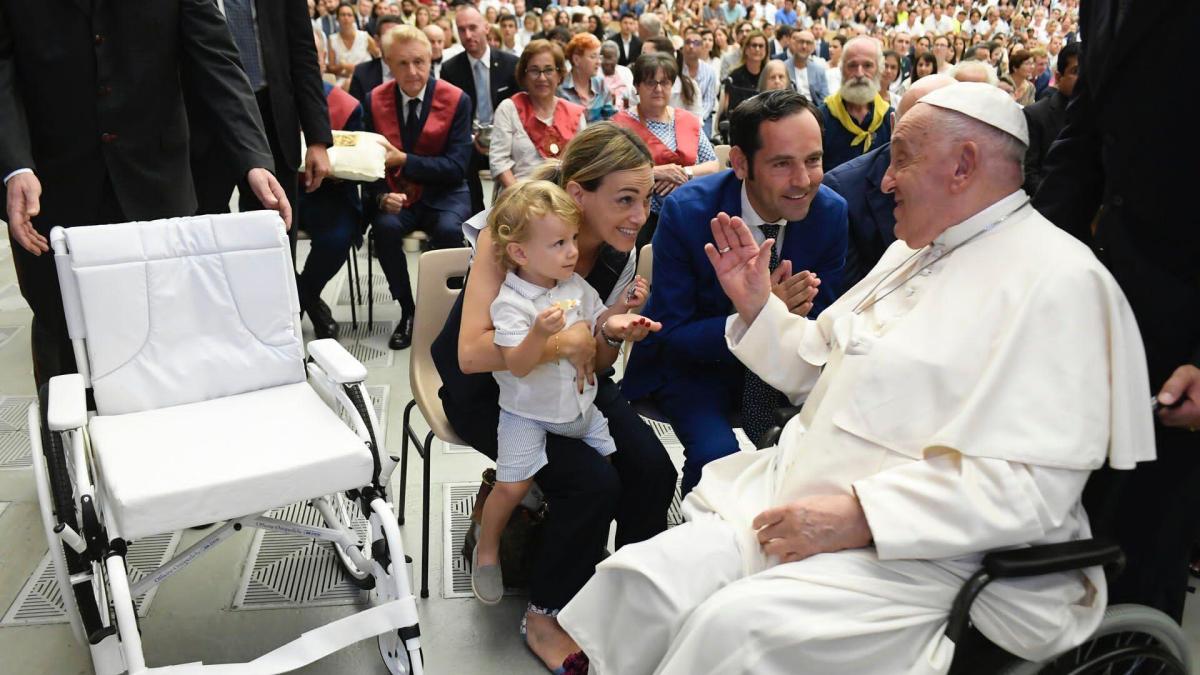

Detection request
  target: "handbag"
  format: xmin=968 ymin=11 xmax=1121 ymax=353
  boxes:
xmin=462 ymin=468 xmax=547 ymax=589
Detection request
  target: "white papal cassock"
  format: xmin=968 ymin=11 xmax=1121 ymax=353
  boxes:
xmin=558 ymin=190 xmax=1156 ymax=674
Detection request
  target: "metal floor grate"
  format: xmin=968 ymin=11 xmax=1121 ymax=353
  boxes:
xmin=442 ymin=479 xmax=686 ymax=600
xmin=337 ymin=267 xmax=393 ymax=306
xmin=0 ymin=325 xmax=21 ymax=351
xmin=1 ymin=531 xmax=181 ymax=626
xmin=233 ymin=500 xmax=371 ymax=610
xmin=0 ymin=283 xmax=28 ymax=312
xmin=335 ymin=321 xmax=395 ymax=368
xmin=0 ymin=395 xmax=35 ymax=470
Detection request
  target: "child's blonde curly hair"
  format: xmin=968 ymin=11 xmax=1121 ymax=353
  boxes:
xmin=488 ymin=179 xmax=582 ymax=269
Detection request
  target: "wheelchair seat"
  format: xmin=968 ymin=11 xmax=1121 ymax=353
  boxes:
xmin=89 ymin=382 xmax=373 ymax=541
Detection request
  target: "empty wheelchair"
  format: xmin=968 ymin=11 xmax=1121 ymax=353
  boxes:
xmin=29 ymin=212 xmax=422 ymax=674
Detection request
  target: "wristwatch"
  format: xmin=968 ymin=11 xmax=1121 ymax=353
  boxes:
xmin=685 ymin=166 xmax=694 ymax=180
xmin=599 ymin=320 xmax=623 ymax=348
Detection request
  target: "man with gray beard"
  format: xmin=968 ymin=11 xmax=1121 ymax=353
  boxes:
xmin=818 ymin=36 xmax=892 ymax=171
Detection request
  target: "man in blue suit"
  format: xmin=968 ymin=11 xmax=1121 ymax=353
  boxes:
xmin=773 ymin=29 xmax=829 ymax=103
xmin=822 ymin=74 xmax=955 ymax=294
xmin=622 ymin=90 xmax=848 ymax=495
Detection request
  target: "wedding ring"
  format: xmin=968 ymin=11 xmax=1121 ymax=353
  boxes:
xmin=718 ymin=246 xmax=732 ymax=254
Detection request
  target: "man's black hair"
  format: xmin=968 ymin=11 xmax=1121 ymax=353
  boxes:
xmin=1057 ymin=41 xmax=1081 ymax=76
xmin=729 ymin=89 xmax=821 ymax=180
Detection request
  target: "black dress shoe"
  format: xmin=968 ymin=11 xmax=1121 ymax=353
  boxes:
xmin=389 ymin=315 xmax=414 ymax=350
xmin=301 ymin=291 xmax=339 ymax=340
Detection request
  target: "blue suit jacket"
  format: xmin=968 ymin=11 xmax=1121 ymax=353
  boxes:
xmin=622 ymin=170 xmax=848 ymax=401
xmin=821 ymin=143 xmax=897 ymax=294
xmin=362 ymin=78 xmax=473 ymax=218
xmin=772 ymin=52 xmax=830 ymax=102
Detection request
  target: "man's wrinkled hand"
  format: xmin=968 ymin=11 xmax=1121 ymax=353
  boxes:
xmin=1157 ymin=364 xmax=1200 ymax=430
xmin=752 ymin=494 xmax=872 ymax=564
xmin=303 ymin=143 xmax=331 ymax=192
xmin=247 ymin=168 xmax=292 ymax=230
xmin=5 ymin=172 xmax=48 ymax=255
xmin=380 ymin=192 xmax=407 ymax=215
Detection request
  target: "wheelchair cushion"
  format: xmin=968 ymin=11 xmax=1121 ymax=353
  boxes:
xmin=89 ymin=383 xmax=373 ymax=541
xmin=60 ymin=213 xmax=305 ymax=416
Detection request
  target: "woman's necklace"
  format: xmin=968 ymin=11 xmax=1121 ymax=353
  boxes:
xmin=851 ymin=199 xmax=1030 ymax=315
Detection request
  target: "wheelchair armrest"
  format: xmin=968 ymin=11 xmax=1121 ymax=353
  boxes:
xmin=48 ymin=374 xmax=87 ymax=431
xmin=946 ymin=538 xmax=1123 ymax=645
xmin=308 ymin=338 xmax=368 ymax=384
xmin=983 ymin=539 xmax=1124 ymax=579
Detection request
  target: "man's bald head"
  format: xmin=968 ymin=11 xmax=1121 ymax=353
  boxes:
xmin=896 ymin=74 xmax=955 ymax=119
xmin=948 ymin=60 xmax=998 ymax=85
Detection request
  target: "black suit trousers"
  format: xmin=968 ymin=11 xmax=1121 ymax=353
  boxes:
xmin=194 ymin=88 xmax=301 ymax=255
xmin=13 ymin=178 xmax=125 ymax=389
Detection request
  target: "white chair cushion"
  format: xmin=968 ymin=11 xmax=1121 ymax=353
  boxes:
xmin=88 ymin=383 xmax=373 ymax=541
xmin=60 ymin=212 xmax=305 ymax=416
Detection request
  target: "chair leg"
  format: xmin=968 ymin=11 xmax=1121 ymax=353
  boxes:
xmin=367 ymin=232 xmax=375 ymax=331
xmin=105 ymin=550 xmax=147 ymax=674
xmin=421 ymin=430 xmax=433 ymax=599
xmin=400 ymin=399 xmax=416 ymax=527
xmin=351 ymin=243 xmax=363 ymax=306
xmin=348 ymin=248 xmax=358 ymax=330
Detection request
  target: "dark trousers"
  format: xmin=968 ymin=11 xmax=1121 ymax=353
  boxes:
xmin=372 ymin=203 xmax=464 ymax=314
xmin=653 ymin=363 xmax=744 ymax=496
xmin=447 ymin=377 xmax=677 ymax=610
xmin=297 ymin=188 xmax=359 ymax=300
xmin=12 ymin=177 xmax=126 ymax=390
xmin=1085 ymin=425 xmax=1200 ymax=622
xmin=466 ymin=149 xmax=486 ymax=216
xmin=193 ymin=87 xmax=301 ymax=256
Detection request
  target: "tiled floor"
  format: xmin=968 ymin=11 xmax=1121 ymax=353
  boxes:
xmin=2 ymin=205 xmax=1200 ymax=674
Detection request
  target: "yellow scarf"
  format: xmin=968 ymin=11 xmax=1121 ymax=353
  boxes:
xmin=823 ymin=92 xmax=890 ymax=153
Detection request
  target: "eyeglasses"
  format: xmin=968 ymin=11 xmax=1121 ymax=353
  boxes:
xmin=641 ymin=79 xmax=673 ymax=91
xmin=684 ymin=39 xmax=702 ymax=46
xmin=745 ymin=42 xmax=766 ymax=50
xmin=525 ymin=67 xmax=559 ymax=79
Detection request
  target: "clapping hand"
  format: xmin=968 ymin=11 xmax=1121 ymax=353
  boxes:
xmin=703 ymin=212 xmax=774 ymax=324
xmin=771 ymin=261 xmax=821 ymax=317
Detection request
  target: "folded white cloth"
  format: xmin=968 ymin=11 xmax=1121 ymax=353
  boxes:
xmin=302 ymin=130 xmax=388 ymax=182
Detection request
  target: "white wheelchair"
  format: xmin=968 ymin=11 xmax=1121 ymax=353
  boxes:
xmin=28 ymin=212 xmax=423 ymax=674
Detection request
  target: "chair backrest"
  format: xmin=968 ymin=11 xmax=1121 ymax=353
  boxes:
xmin=410 ymin=247 xmax=471 ymax=444
xmin=714 ymin=144 xmax=731 ymax=169
xmin=53 ymin=212 xmax=306 ymax=416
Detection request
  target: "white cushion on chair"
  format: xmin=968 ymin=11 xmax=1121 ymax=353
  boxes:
xmin=60 ymin=212 xmax=305 ymax=416
xmin=88 ymin=383 xmax=373 ymax=541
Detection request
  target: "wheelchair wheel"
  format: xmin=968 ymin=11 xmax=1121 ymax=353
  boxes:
xmin=323 ymin=493 xmax=376 ymax=590
xmin=1019 ymin=604 xmax=1191 ymax=675
xmin=34 ymin=406 xmax=111 ymax=642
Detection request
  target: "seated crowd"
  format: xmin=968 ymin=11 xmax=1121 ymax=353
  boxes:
xmin=5 ymin=0 xmax=1198 ymax=674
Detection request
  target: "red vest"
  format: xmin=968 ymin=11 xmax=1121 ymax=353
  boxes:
xmin=613 ymin=108 xmax=700 ymax=167
xmin=326 ymin=86 xmax=360 ymax=131
xmin=510 ymin=93 xmax=584 ymax=160
xmin=369 ymin=79 xmax=464 ymax=205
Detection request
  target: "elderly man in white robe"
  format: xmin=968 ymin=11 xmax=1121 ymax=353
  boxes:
xmin=557 ymin=82 xmax=1156 ymax=674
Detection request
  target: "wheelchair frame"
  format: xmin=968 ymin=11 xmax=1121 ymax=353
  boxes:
xmin=29 ymin=226 xmax=425 ymax=675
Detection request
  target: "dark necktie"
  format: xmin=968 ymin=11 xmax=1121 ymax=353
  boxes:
xmin=741 ymin=222 xmax=788 ymax=447
xmin=405 ymin=98 xmax=421 ymax=147
xmin=224 ymin=0 xmax=265 ymax=91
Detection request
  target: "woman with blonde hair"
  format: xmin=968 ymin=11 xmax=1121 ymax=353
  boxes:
xmin=433 ymin=122 xmax=677 ymax=673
